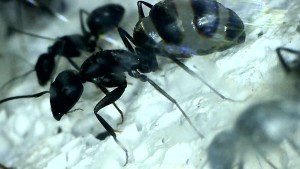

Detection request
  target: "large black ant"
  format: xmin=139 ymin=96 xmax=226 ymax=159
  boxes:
xmin=2 ymin=4 xmax=127 ymax=122
xmin=0 ymin=35 xmax=214 ymax=166
xmin=118 ymin=0 xmax=247 ymax=102
xmin=0 ymin=0 xmax=247 ymax=166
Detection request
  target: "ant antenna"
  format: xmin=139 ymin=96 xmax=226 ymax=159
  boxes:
xmin=9 ymin=27 xmax=56 ymax=41
xmin=0 ymin=91 xmax=49 ymax=104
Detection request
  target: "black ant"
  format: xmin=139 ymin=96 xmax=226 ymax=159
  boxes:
xmin=0 ymin=0 xmax=247 ymax=166
xmin=118 ymin=0 xmax=247 ymax=102
xmin=0 ymin=35 xmax=215 ymax=165
xmin=2 ymin=4 xmax=127 ymax=123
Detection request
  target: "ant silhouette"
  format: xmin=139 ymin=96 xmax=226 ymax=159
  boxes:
xmin=207 ymin=99 xmax=300 ymax=169
xmin=118 ymin=0 xmax=247 ymax=102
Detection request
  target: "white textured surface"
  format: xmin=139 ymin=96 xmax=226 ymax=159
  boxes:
xmin=0 ymin=0 xmax=300 ymax=169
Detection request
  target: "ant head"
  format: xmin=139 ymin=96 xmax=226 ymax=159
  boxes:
xmin=49 ymin=70 xmax=83 ymax=121
xmin=35 ymin=53 xmax=55 ymax=86
xmin=87 ymin=4 xmax=124 ymax=36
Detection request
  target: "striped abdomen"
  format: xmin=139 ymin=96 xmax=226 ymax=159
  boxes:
xmin=133 ymin=0 xmax=246 ymax=56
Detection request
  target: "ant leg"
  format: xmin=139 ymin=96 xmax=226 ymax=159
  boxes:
xmin=276 ymin=47 xmax=300 ymax=73
xmin=65 ymin=57 xmax=80 ymax=70
xmin=96 ymin=83 xmax=125 ymax=124
xmin=93 ymin=81 xmax=128 ymax=166
xmin=79 ymin=9 xmax=90 ymax=36
xmin=137 ymin=1 xmax=153 ymax=18
xmin=129 ymin=70 xmax=204 ymax=138
xmin=166 ymin=54 xmax=247 ymax=102
xmin=94 ymin=81 xmax=127 ymax=114
xmin=0 ymin=91 xmax=49 ymax=104
xmin=67 ymin=60 xmax=126 ymax=124
xmin=118 ymin=27 xmax=135 ymax=53
xmin=254 ymin=147 xmax=278 ymax=169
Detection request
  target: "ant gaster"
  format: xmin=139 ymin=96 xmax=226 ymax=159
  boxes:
xmin=118 ymin=0 xmax=247 ymax=102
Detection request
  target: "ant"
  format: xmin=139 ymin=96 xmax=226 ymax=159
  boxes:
xmin=118 ymin=0 xmax=247 ymax=102
xmin=2 ymin=4 xmax=127 ymax=123
xmin=207 ymin=99 xmax=300 ymax=169
xmin=0 ymin=28 xmax=218 ymax=165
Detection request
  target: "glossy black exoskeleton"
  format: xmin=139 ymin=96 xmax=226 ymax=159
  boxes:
xmin=0 ymin=41 xmax=211 ymax=165
xmin=2 ymin=3 xmax=126 ymax=123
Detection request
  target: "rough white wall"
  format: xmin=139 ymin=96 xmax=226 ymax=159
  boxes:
xmin=0 ymin=0 xmax=299 ymax=169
